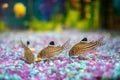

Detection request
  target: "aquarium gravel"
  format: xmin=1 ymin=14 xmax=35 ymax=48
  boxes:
xmin=0 ymin=31 xmax=120 ymax=80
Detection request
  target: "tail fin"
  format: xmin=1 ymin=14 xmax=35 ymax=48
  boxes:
xmin=96 ymin=37 xmax=104 ymax=46
xmin=62 ymin=39 xmax=71 ymax=50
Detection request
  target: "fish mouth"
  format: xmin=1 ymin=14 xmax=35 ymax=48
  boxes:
xmin=35 ymin=58 xmax=42 ymax=62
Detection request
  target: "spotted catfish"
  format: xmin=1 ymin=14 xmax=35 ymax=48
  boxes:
xmin=69 ymin=37 xmax=104 ymax=57
xmin=21 ymin=41 xmax=34 ymax=64
xmin=36 ymin=39 xmax=70 ymax=62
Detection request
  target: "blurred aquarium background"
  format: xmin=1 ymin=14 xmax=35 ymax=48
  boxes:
xmin=0 ymin=0 xmax=120 ymax=32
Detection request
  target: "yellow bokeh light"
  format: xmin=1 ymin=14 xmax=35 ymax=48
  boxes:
xmin=13 ymin=3 xmax=26 ymax=18
xmin=2 ymin=3 xmax=9 ymax=9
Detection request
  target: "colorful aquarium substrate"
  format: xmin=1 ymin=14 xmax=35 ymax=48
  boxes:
xmin=0 ymin=31 xmax=120 ymax=80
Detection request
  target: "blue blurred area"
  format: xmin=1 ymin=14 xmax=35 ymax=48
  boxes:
xmin=114 ymin=0 xmax=120 ymax=10
xmin=33 ymin=0 xmax=66 ymax=21
xmin=114 ymin=0 xmax=120 ymax=15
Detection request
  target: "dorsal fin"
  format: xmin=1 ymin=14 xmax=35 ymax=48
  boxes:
xmin=81 ymin=37 xmax=87 ymax=42
xmin=21 ymin=40 xmax=27 ymax=48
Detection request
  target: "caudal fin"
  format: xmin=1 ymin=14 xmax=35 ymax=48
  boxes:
xmin=62 ymin=39 xmax=71 ymax=50
xmin=96 ymin=37 xmax=104 ymax=46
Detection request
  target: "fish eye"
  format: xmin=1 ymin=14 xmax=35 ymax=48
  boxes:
xmin=27 ymin=41 xmax=30 ymax=45
xmin=49 ymin=41 xmax=55 ymax=45
xmin=81 ymin=37 xmax=87 ymax=41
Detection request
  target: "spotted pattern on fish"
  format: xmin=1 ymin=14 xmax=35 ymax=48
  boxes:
xmin=37 ymin=46 xmax=63 ymax=59
xmin=69 ymin=37 xmax=104 ymax=57
xmin=37 ymin=39 xmax=70 ymax=60
xmin=21 ymin=41 xmax=34 ymax=64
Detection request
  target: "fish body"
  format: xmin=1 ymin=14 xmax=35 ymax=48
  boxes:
xmin=37 ymin=46 xmax=64 ymax=59
xmin=36 ymin=39 xmax=70 ymax=62
xmin=69 ymin=37 xmax=104 ymax=57
xmin=21 ymin=41 xmax=34 ymax=64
